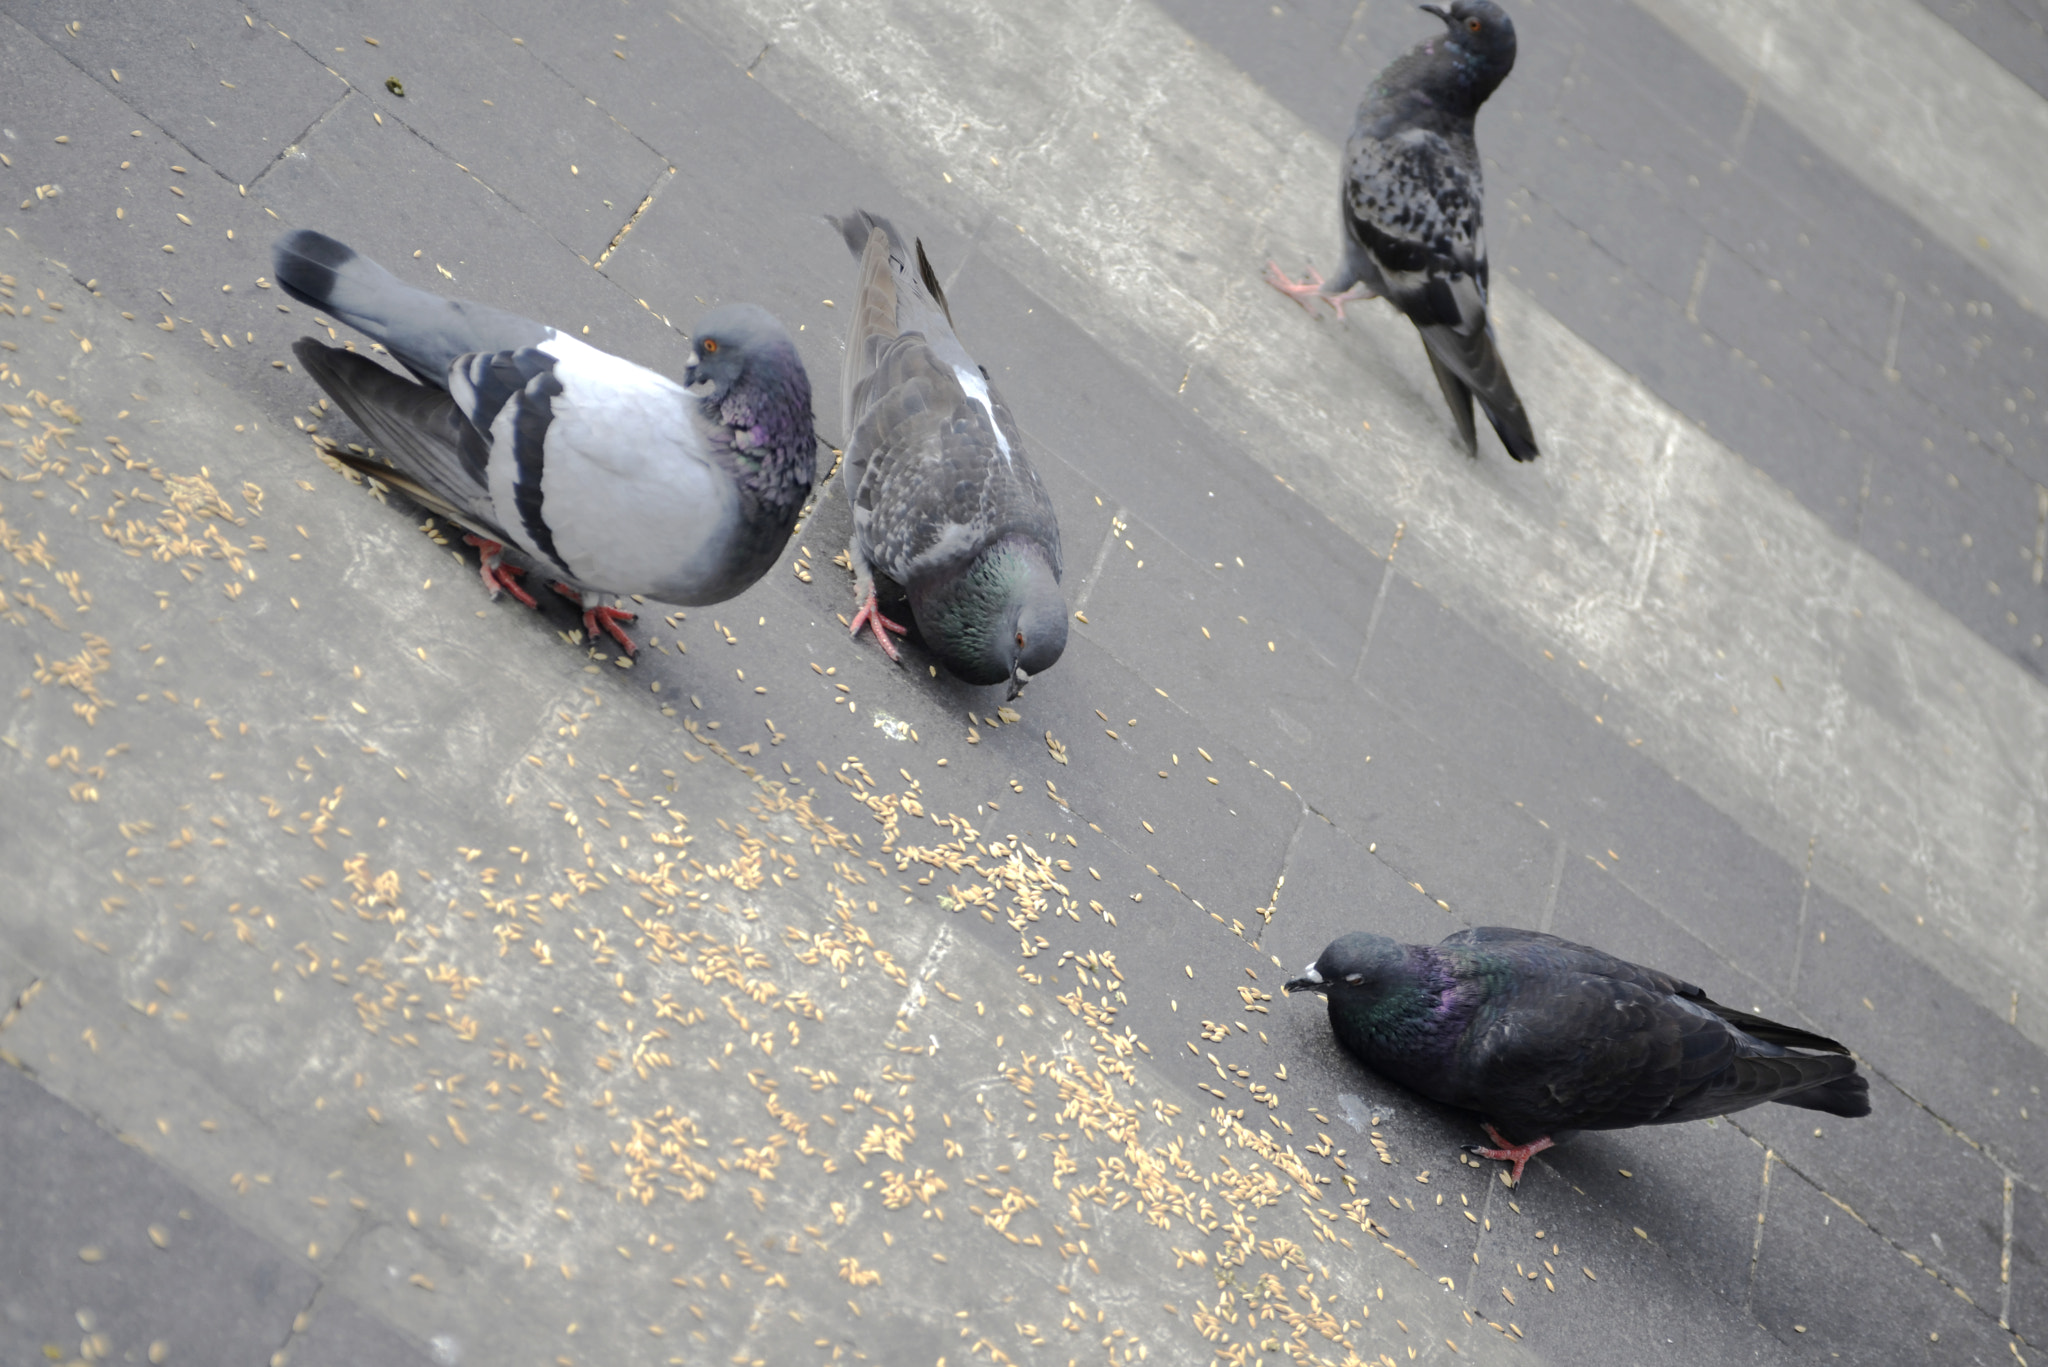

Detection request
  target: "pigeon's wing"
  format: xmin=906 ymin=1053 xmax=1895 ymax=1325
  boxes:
xmin=844 ymin=332 xmax=1060 ymax=590
xmin=1343 ymin=129 xmax=1537 ymax=461
xmin=444 ymin=336 xmax=732 ymax=600
xmin=275 ymin=230 xmax=550 ymax=386
xmin=1444 ymin=928 xmax=1706 ymax=999
xmin=1456 ymin=974 xmax=1855 ymax=1134
xmin=1443 ymin=928 xmax=1852 ymax=1055
xmin=293 ymin=338 xmax=509 ymax=540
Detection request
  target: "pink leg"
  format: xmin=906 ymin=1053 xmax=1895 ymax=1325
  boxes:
xmin=849 ymin=591 xmax=909 ymax=662
xmin=1465 ymin=1123 xmax=1555 ymax=1187
xmin=463 ymin=534 xmax=538 ymax=608
xmin=1264 ymin=260 xmax=1330 ymax=316
xmin=551 ymin=582 xmax=638 ymax=655
xmin=1321 ymin=280 xmax=1376 ymax=321
xmin=1262 ymin=261 xmax=1379 ymax=320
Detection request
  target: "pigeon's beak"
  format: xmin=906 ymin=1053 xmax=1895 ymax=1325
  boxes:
xmin=1419 ymin=3 xmax=1453 ymax=22
xmin=1006 ymin=666 xmax=1029 ymax=702
xmin=683 ymin=351 xmax=717 ymax=398
xmin=1283 ymin=965 xmax=1327 ymax=996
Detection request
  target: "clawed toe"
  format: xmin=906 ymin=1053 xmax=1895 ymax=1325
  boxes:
xmin=1264 ymin=260 xmax=1329 ymax=316
xmin=849 ymin=592 xmax=909 ymax=662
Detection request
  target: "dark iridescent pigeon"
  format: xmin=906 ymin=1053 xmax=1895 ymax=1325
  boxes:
xmin=1267 ymin=0 xmax=1539 ymax=462
xmin=273 ymin=230 xmax=816 ymax=653
xmin=1285 ymin=927 xmax=1868 ymax=1184
xmin=830 ymin=210 xmax=1065 ymax=700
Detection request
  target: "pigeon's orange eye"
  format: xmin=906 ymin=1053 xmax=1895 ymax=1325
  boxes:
xmin=1015 ymin=632 xmax=1026 ymax=648
xmin=702 ymin=338 xmax=719 ymax=354
xmin=1467 ymin=16 xmax=1481 ymax=30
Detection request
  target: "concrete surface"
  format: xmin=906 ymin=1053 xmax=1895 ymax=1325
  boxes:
xmin=0 ymin=0 xmax=2041 ymax=1364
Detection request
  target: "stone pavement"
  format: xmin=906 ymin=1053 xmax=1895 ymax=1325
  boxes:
xmin=0 ymin=0 xmax=2041 ymax=1365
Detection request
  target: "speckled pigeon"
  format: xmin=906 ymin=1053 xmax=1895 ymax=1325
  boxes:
xmin=830 ymin=210 xmax=1065 ymax=700
xmin=273 ymin=229 xmax=816 ymax=653
xmin=1267 ymin=0 xmax=1539 ymax=462
xmin=1285 ymin=927 xmax=1868 ymax=1184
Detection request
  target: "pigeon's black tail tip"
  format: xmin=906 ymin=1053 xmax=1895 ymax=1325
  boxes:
xmin=272 ymin=229 xmax=361 ymax=311
xmin=1777 ymin=1070 xmax=1871 ymax=1119
xmin=829 ymin=209 xmax=903 ymax=260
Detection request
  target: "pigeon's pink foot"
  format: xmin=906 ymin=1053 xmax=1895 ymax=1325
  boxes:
xmin=849 ymin=592 xmax=908 ymax=662
xmin=1321 ymin=280 xmax=1376 ymax=321
xmin=1264 ymin=260 xmax=1330 ymax=316
xmin=464 ymin=534 xmax=538 ymax=608
xmin=1465 ymin=1124 xmax=1555 ymax=1187
xmin=551 ymin=582 xmax=638 ymax=654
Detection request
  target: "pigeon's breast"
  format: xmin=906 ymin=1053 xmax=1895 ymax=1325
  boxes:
xmin=491 ymin=343 xmax=736 ymax=598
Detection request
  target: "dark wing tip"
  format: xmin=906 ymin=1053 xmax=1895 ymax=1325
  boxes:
xmin=914 ymin=239 xmax=954 ymax=327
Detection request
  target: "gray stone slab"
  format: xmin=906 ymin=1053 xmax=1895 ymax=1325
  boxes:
xmin=1495 ymin=192 xmax=1874 ymax=540
xmin=0 ymin=1060 xmax=319 ymax=1367
xmin=254 ymin=0 xmax=672 ymax=264
xmin=1858 ymin=440 xmax=2048 ymax=666
xmin=1469 ymin=1130 xmax=1800 ymax=1365
xmin=1913 ymin=0 xmax=2048 ymax=103
xmin=0 ymin=0 xmax=346 ymax=187
xmin=253 ymin=98 xmax=687 ymax=379
xmin=1301 ymin=697 xmax=1565 ymax=929
xmin=285 ymin=1292 xmax=442 ymax=1367
xmin=1357 ymin=575 xmax=1807 ymax=988
xmin=1793 ymin=888 xmax=2048 ymax=1181
xmin=1751 ymin=1160 xmax=2018 ymax=1362
xmin=1734 ymin=1071 xmax=2010 ymax=1308
xmin=2011 ymin=1177 xmax=2048 ymax=1344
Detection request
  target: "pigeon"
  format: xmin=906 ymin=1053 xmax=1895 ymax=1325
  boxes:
xmin=1266 ymin=0 xmax=1539 ymax=462
xmin=830 ymin=210 xmax=1066 ymax=700
xmin=1285 ymin=927 xmax=1868 ymax=1184
xmin=272 ymin=229 xmax=816 ymax=653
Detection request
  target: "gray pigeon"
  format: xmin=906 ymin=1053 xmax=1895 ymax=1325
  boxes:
xmin=1286 ymin=927 xmax=1868 ymax=1184
xmin=830 ymin=211 xmax=1066 ymax=700
xmin=273 ymin=230 xmax=816 ymax=652
xmin=1267 ymin=0 xmax=1538 ymax=462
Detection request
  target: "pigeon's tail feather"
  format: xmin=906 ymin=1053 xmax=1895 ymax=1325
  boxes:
xmin=831 ymin=208 xmax=904 ymax=262
xmin=1707 ymin=1004 xmax=1852 ymax=1055
xmin=293 ymin=338 xmax=504 ymax=537
xmin=828 ymin=210 xmax=954 ymax=344
xmin=272 ymin=230 xmax=549 ymax=387
xmin=841 ymin=221 xmax=903 ymax=434
xmin=1773 ymin=1069 xmax=1871 ymax=1119
xmin=1418 ymin=322 xmax=1540 ymax=462
xmin=1423 ymin=347 xmax=1478 ymax=458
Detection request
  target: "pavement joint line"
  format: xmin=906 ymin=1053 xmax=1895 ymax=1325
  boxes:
xmin=1743 ymin=1146 xmax=1776 ymax=1315
xmin=2000 ymin=1171 xmax=2016 ymax=1328
xmin=1637 ymin=0 xmax=2048 ymax=313
xmin=1535 ymin=838 xmax=1569 ymax=935
xmin=592 ymin=165 xmax=677 ymax=271
xmin=1349 ymin=524 xmax=1401 ymax=685
xmin=1066 ymin=504 xmax=1127 ymax=616
xmin=709 ymin=0 xmax=2048 ymax=1048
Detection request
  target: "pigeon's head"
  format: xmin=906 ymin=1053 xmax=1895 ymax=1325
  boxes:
xmin=914 ymin=536 xmax=1067 ymax=698
xmin=1284 ymin=932 xmax=1408 ymax=999
xmin=684 ymin=304 xmax=805 ymax=407
xmin=1004 ymin=567 xmax=1070 ymax=700
xmin=1419 ymin=0 xmax=1517 ymax=91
